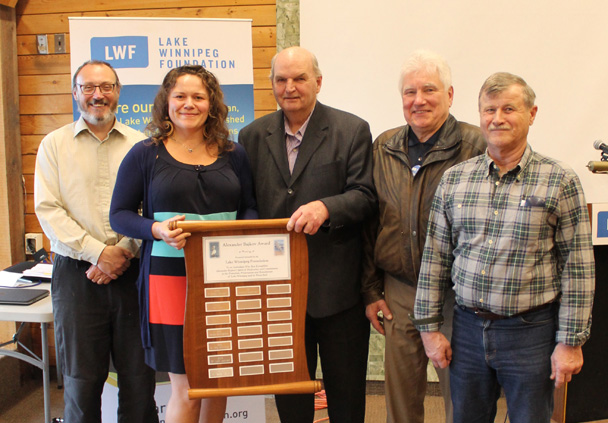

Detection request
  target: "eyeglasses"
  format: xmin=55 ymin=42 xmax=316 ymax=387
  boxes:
xmin=77 ymin=83 xmax=116 ymax=95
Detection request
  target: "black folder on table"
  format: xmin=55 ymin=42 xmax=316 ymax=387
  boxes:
xmin=0 ymin=288 xmax=49 ymax=305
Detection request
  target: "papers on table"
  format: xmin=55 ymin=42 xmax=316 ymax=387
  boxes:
xmin=0 ymin=263 xmax=52 ymax=287
xmin=0 ymin=271 xmax=36 ymax=287
xmin=22 ymin=263 xmax=53 ymax=279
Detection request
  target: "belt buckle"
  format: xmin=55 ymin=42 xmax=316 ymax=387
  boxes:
xmin=473 ymin=308 xmax=501 ymax=320
xmin=473 ymin=309 xmax=488 ymax=318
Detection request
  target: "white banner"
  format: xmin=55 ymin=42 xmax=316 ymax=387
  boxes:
xmin=102 ymin=378 xmax=265 ymax=423
xmin=71 ymin=17 xmax=262 ymax=422
xmin=69 ymin=17 xmax=254 ymax=137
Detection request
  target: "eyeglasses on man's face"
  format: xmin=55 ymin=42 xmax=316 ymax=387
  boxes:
xmin=77 ymin=83 xmax=116 ymax=95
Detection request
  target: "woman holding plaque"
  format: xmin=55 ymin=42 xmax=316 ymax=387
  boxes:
xmin=110 ymin=65 xmax=257 ymax=423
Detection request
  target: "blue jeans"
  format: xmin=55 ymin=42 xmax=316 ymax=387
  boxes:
xmin=450 ymin=303 xmax=558 ymax=423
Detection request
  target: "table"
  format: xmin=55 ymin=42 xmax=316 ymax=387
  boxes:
xmin=0 ymin=285 xmax=56 ymax=423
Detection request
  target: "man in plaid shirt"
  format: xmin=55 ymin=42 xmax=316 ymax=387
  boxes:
xmin=413 ymin=72 xmax=595 ymax=423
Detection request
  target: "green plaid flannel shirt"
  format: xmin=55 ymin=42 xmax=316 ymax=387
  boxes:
xmin=415 ymin=145 xmax=595 ymax=346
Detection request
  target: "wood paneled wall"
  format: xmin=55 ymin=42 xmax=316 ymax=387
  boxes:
xmin=0 ymin=3 xmax=23 ymax=350
xmin=1 ymin=3 xmax=25 ymax=267
xmin=16 ymin=0 xmax=277 ymax=240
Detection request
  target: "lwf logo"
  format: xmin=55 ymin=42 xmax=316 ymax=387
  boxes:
xmin=90 ymin=36 xmax=148 ymax=68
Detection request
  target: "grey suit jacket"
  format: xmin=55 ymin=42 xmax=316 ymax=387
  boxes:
xmin=239 ymin=102 xmax=376 ymax=318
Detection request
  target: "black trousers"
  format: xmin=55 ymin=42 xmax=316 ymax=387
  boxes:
xmin=52 ymin=255 xmax=158 ymax=423
xmin=275 ymin=301 xmax=370 ymax=423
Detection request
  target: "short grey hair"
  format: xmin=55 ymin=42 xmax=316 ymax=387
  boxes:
xmin=72 ymin=60 xmax=122 ymax=91
xmin=398 ymin=49 xmax=452 ymax=94
xmin=478 ymin=72 xmax=536 ymax=110
xmin=269 ymin=46 xmax=322 ymax=80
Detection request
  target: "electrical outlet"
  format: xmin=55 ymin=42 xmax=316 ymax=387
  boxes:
xmin=36 ymin=34 xmax=48 ymax=54
xmin=25 ymin=233 xmax=43 ymax=255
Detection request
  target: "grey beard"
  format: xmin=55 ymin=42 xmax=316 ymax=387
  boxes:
xmin=77 ymin=102 xmax=117 ymax=125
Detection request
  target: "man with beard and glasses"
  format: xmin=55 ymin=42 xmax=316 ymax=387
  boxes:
xmin=35 ymin=60 xmax=158 ymax=423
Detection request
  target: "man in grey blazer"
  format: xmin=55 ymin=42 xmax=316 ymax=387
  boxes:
xmin=239 ymin=46 xmax=376 ymax=423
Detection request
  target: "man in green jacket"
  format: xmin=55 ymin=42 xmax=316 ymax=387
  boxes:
xmin=362 ymin=50 xmax=485 ymax=423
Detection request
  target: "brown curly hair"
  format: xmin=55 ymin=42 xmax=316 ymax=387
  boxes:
xmin=146 ymin=65 xmax=233 ymax=154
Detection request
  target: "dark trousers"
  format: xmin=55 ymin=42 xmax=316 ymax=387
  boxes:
xmin=52 ymin=255 xmax=158 ymax=423
xmin=275 ymin=301 xmax=370 ymax=423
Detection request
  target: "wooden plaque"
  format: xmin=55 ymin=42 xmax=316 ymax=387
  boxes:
xmin=172 ymin=219 xmax=321 ymax=399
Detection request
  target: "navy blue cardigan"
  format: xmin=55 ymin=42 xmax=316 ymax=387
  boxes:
xmin=110 ymin=139 xmax=257 ymax=348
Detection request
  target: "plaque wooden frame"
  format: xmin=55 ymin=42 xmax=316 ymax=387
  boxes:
xmin=172 ymin=219 xmax=321 ymax=399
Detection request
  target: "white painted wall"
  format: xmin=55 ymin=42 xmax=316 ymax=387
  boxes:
xmin=301 ymin=1 xmax=608 ymax=203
